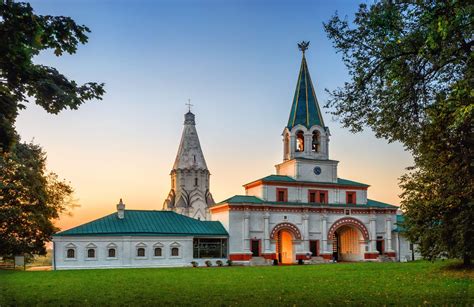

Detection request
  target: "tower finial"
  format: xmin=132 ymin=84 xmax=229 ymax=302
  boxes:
xmin=186 ymin=99 xmax=193 ymax=113
xmin=298 ymin=41 xmax=310 ymax=54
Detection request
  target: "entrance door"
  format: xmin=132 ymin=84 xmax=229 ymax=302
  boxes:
xmin=251 ymin=239 xmax=260 ymax=257
xmin=278 ymin=230 xmax=293 ymax=264
xmin=376 ymin=240 xmax=384 ymax=255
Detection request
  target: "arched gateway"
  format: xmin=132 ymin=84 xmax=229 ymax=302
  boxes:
xmin=328 ymin=218 xmax=369 ymax=262
xmin=271 ymin=223 xmax=302 ymax=264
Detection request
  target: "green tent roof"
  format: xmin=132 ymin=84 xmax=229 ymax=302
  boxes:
xmin=287 ymin=51 xmax=325 ymax=129
xmin=245 ymin=175 xmax=370 ymax=188
xmin=55 ymin=210 xmax=228 ymax=237
xmin=216 ymin=195 xmax=397 ymax=209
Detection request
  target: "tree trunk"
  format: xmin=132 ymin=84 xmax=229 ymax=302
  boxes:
xmin=463 ymin=253 xmax=471 ymax=266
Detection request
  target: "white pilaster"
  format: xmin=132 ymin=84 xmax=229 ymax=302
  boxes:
xmin=243 ymin=210 xmax=250 ymax=252
xmin=369 ymin=215 xmax=377 ymax=252
xmin=321 ymin=214 xmax=328 ymax=253
xmin=302 ymin=211 xmax=309 ymax=253
xmin=386 ymin=217 xmax=393 ymax=252
xmin=264 ymin=211 xmax=270 ymax=253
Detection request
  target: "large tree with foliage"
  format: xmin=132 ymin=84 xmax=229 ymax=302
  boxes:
xmin=0 ymin=1 xmax=104 ymax=256
xmin=324 ymin=1 xmax=473 ymax=264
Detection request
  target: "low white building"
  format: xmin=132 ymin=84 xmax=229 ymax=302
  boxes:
xmin=53 ymin=202 xmax=228 ymax=270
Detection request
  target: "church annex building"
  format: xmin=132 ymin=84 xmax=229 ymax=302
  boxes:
xmin=52 ymin=44 xmax=415 ymax=270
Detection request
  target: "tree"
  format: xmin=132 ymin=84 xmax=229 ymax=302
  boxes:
xmin=0 ymin=1 xmax=105 ymax=152
xmin=0 ymin=2 xmax=104 ymax=256
xmin=0 ymin=142 xmax=73 ymax=256
xmin=324 ymin=1 xmax=473 ymax=264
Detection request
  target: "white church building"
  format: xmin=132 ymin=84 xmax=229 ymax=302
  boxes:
xmin=52 ymin=43 xmax=414 ymax=269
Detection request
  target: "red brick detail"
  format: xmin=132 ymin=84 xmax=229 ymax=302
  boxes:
xmin=327 ymin=217 xmax=370 ymax=241
xmin=385 ymin=252 xmax=396 ymax=258
xmin=229 ymin=254 xmax=252 ymax=261
xmin=296 ymin=254 xmax=312 ymax=260
xmin=270 ymin=222 xmax=302 ymax=240
xmin=321 ymin=254 xmax=332 ymax=260
xmin=364 ymin=253 xmax=379 ymax=259
xmin=262 ymin=253 xmax=276 ymax=260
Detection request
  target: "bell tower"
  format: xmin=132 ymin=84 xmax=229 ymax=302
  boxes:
xmin=276 ymin=41 xmax=338 ymax=183
xmin=163 ymin=109 xmax=215 ymax=220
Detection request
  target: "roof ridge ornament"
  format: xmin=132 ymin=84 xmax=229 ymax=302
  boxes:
xmin=298 ymin=41 xmax=310 ymax=54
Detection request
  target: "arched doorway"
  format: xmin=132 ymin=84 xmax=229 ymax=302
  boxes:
xmin=328 ymin=218 xmax=369 ymax=262
xmin=332 ymin=225 xmax=364 ymax=261
xmin=271 ymin=222 xmax=302 ymax=265
xmin=277 ymin=230 xmax=293 ymax=264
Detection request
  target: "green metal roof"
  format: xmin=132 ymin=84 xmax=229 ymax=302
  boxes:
xmin=287 ymin=52 xmax=325 ymax=129
xmin=219 ymin=195 xmax=264 ymax=204
xmin=55 ymin=210 xmax=228 ymax=237
xmin=245 ymin=175 xmax=369 ymax=188
xmin=216 ymin=195 xmax=397 ymax=209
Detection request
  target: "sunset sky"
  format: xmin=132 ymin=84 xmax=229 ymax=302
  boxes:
xmin=18 ymin=0 xmax=412 ymax=230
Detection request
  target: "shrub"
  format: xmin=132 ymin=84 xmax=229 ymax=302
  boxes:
xmin=190 ymin=261 xmax=198 ymax=268
xmin=216 ymin=260 xmax=223 ymax=267
xmin=205 ymin=260 xmax=212 ymax=267
xmin=226 ymin=259 xmax=233 ymax=266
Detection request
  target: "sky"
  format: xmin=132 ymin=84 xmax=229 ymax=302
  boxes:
xmin=18 ymin=0 xmax=413 ymax=230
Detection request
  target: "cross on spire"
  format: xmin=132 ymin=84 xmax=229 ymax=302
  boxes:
xmin=298 ymin=41 xmax=310 ymax=54
xmin=186 ymin=99 xmax=193 ymax=112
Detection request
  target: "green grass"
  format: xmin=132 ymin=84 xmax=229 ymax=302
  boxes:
xmin=0 ymin=261 xmax=472 ymax=306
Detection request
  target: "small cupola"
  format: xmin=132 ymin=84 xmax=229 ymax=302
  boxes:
xmin=117 ymin=198 xmax=125 ymax=219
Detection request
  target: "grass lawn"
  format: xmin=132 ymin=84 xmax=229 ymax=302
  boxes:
xmin=0 ymin=261 xmax=472 ymax=306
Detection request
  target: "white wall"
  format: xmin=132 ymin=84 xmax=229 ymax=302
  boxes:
xmin=53 ymin=235 xmax=227 ymax=270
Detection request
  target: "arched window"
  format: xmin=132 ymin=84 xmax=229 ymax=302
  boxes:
xmin=108 ymin=248 xmax=116 ymax=258
xmin=67 ymin=249 xmax=75 ymax=259
xmin=171 ymin=247 xmax=179 ymax=257
xmin=194 ymin=178 xmax=198 ymax=186
xmin=154 ymin=247 xmax=162 ymax=257
xmin=137 ymin=248 xmax=145 ymax=257
xmin=312 ymin=131 xmax=320 ymax=152
xmin=87 ymin=248 xmax=95 ymax=258
xmin=284 ymin=134 xmax=290 ymax=157
xmin=296 ymin=131 xmax=304 ymax=152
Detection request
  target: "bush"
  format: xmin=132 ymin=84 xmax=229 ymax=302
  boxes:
xmin=216 ymin=260 xmax=223 ymax=267
xmin=226 ymin=259 xmax=233 ymax=266
xmin=205 ymin=260 xmax=212 ymax=267
xmin=190 ymin=261 xmax=198 ymax=268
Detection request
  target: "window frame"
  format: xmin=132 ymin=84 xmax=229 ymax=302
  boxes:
xmin=85 ymin=243 xmax=97 ymax=261
xmin=276 ymin=188 xmax=288 ymax=202
xmin=169 ymin=242 xmax=181 ymax=258
xmin=308 ymin=190 xmax=328 ymax=204
xmin=135 ymin=243 xmax=148 ymax=259
xmin=346 ymin=191 xmax=357 ymax=205
xmin=153 ymin=243 xmax=164 ymax=258
xmin=106 ymin=243 xmax=118 ymax=260
xmin=65 ymin=245 xmax=77 ymax=261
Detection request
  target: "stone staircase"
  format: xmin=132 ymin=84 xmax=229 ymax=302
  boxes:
xmin=306 ymin=256 xmax=326 ymax=264
xmin=378 ymin=255 xmax=394 ymax=262
xmin=249 ymin=257 xmax=270 ymax=266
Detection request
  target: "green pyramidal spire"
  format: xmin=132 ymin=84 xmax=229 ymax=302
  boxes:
xmin=287 ymin=41 xmax=325 ymax=129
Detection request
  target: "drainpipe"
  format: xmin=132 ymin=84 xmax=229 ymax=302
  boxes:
xmin=52 ymin=241 xmax=56 ymax=270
